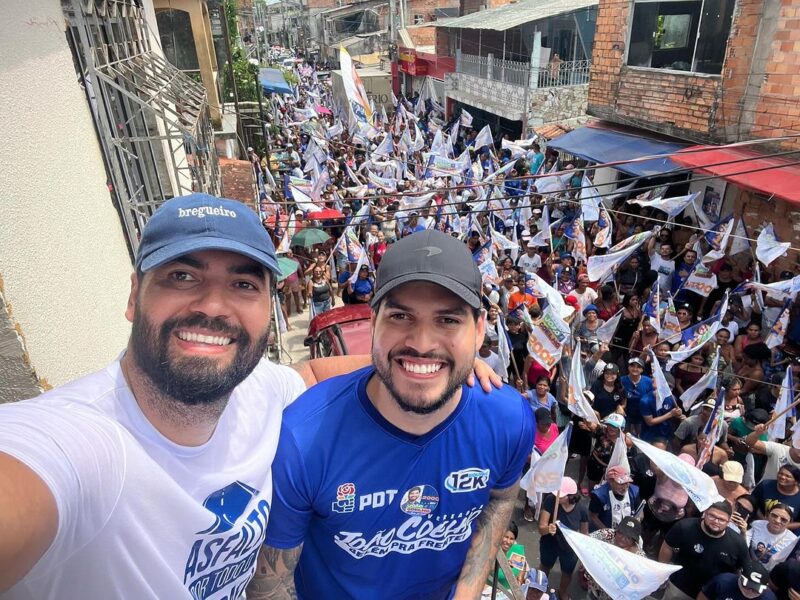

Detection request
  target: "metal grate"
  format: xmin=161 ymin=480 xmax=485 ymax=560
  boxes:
xmin=62 ymin=0 xmax=220 ymax=255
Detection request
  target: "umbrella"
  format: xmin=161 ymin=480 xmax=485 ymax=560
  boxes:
xmin=315 ymin=104 xmax=332 ymax=116
xmin=291 ymin=227 xmax=330 ymax=247
xmin=310 ymin=208 xmax=344 ymax=220
xmin=276 ymin=256 xmax=299 ymax=282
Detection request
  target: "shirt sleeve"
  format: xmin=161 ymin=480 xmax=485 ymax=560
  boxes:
xmin=0 ymin=401 xmax=125 ymax=574
xmin=588 ymin=492 xmax=603 ymax=515
xmin=264 ymin=427 xmax=315 ymax=549
xmin=493 ymin=399 xmax=536 ymax=490
xmin=664 ymin=519 xmax=686 ymax=548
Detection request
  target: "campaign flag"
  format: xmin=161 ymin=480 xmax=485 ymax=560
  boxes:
xmin=474 ymin=125 xmax=494 ymax=151
xmin=757 ymin=223 xmax=791 ymax=267
xmin=683 ymin=262 xmax=718 ymax=297
xmin=494 ymin=313 xmax=512 ymax=382
xmin=607 ymin=434 xmax=631 ymax=475
xmin=349 ymin=202 xmax=372 ymax=227
xmin=569 ymin=216 xmax=588 ymax=263
xmin=680 ymin=348 xmax=719 ymax=410
xmin=792 ymin=420 xmax=800 ymax=449
xmin=579 ymin=175 xmax=601 ymax=222
xmin=769 ymin=368 xmax=795 ymax=441
xmin=567 ymin=340 xmax=600 ymax=423
xmin=559 ymin=525 xmax=681 ymax=600
xmin=660 ymin=293 xmax=682 ymax=343
xmin=460 ymin=109 xmax=473 ymax=127
xmin=596 ymin=309 xmax=623 ymax=345
xmin=289 ymin=183 xmax=322 ymax=214
xmin=501 ymin=138 xmax=526 ymax=159
xmin=594 ymin=205 xmax=613 ymax=249
xmin=643 ymin=286 xmax=661 ymax=333
xmin=697 ymin=387 xmax=726 ymax=467
xmin=430 ymin=129 xmax=446 ymax=157
xmin=491 ymin=228 xmax=517 ymax=253
xmin=627 ymin=190 xmax=700 ymax=218
xmin=605 ymin=178 xmax=639 ymax=202
xmin=334 ymin=226 xmax=364 ymax=262
xmin=587 ymin=231 xmax=653 ymax=283
xmin=482 ymin=158 xmax=517 ymax=182
xmin=525 ymin=272 xmax=573 ymax=320
xmin=366 ymin=169 xmax=397 ymax=192
xmin=666 ymin=316 xmax=720 ymax=368
xmin=372 ymin=133 xmax=393 ymax=158
xmin=347 ymin=249 xmax=370 ymax=285
xmin=339 ymin=46 xmax=373 ymax=126
xmin=729 ymin=218 xmax=751 ymax=257
xmin=527 ymin=306 xmax=572 ymax=370
xmin=528 ymin=206 xmax=553 ymax=247
xmin=520 ymin=423 xmax=572 ymax=501
xmin=326 ymin=120 xmax=344 ymax=139
xmin=310 ymin=168 xmax=330 ymax=203
xmin=649 ymin=350 xmax=676 ymax=412
xmin=473 ymin=240 xmax=498 ymax=283
xmin=631 ymin=437 xmax=723 ymax=511
xmin=766 ymin=298 xmax=792 ymax=349
xmin=702 ymin=215 xmax=735 ymax=263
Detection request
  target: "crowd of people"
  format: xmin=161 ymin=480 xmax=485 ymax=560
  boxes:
xmin=252 ymin=53 xmax=800 ymax=599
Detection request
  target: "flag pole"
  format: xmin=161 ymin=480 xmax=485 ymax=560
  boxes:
xmin=765 ymin=394 xmax=800 ymax=427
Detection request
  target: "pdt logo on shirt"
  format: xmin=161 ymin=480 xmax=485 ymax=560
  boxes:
xmin=445 ymin=468 xmax=490 ymax=493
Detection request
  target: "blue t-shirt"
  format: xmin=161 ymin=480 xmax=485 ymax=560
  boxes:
xmin=640 ymin=391 xmax=674 ymax=442
xmin=620 ymin=375 xmax=653 ymax=425
xmin=351 ymin=276 xmax=374 ymax=296
xmin=265 ymin=366 xmax=535 ymax=600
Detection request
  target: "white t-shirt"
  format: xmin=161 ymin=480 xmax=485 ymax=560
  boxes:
xmin=0 ymin=358 xmax=305 ymax=600
xmin=747 ymin=520 xmax=799 ymax=570
xmin=649 ymin=254 xmax=675 ymax=293
xmin=572 ymin=287 xmax=599 ymax=323
xmin=762 ymin=441 xmax=800 ymax=482
xmin=516 ymin=253 xmax=542 ymax=275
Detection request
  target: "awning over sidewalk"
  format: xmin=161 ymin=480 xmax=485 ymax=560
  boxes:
xmin=258 ymin=68 xmax=293 ymax=95
xmin=547 ymin=123 xmax=689 ymax=177
xmin=671 ymin=146 xmax=800 ymax=204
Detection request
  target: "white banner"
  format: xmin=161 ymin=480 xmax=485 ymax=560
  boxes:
xmin=683 ymin=263 xmax=718 ymax=297
xmin=595 ymin=310 xmax=623 ymax=345
xmin=628 ymin=191 xmax=700 ymax=218
xmin=567 ymin=340 xmax=599 ymax=422
xmin=680 ymin=348 xmax=719 ymax=410
xmin=756 ymin=223 xmax=791 ymax=267
xmin=559 ymin=525 xmax=681 ymax=600
xmin=769 ymin=368 xmax=794 ymax=440
xmin=521 ymin=423 xmax=572 ymax=500
xmin=631 ymin=437 xmax=723 ymax=511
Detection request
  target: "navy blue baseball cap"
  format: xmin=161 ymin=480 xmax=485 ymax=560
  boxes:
xmin=135 ymin=194 xmax=279 ymax=275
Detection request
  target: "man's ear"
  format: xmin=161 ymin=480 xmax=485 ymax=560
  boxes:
xmin=125 ymin=272 xmax=139 ymax=323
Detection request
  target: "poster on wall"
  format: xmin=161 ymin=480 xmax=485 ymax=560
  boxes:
xmin=702 ymin=185 xmax=722 ymax=222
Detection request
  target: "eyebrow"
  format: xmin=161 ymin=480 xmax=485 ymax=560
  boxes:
xmin=169 ymin=256 xmax=266 ymax=281
xmin=384 ymin=298 xmax=469 ymax=316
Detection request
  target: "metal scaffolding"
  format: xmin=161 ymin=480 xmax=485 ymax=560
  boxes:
xmin=62 ymin=0 xmax=220 ymax=254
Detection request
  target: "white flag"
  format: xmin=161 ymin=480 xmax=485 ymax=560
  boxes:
xmin=474 ymin=125 xmax=493 ymax=150
xmin=769 ymin=368 xmax=795 ymax=440
xmin=430 ymin=129 xmax=446 ymax=157
xmin=521 ymin=423 xmax=572 ymax=501
xmin=649 ymin=350 xmax=676 ymax=411
xmin=628 ymin=191 xmax=700 ymax=218
xmin=680 ymin=348 xmax=719 ymax=410
xmin=460 ymin=109 xmax=473 ymax=127
xmin=595 ymin=310 xmax=623 ymax=345
xmin=347 ymin=250 xmax=370 ymax=286
xmin=527 ymin=305 xmax=572 ymax=370
xmin=607 ymin=434 xmax=631 ymax=475
xmin=558 ymin=525 xmax=681 ymax=600
xmin=579 ymin=175 xmax=601 ymax=222
xmin=631 ymin=437 xmax=723 ymax=511
xmin=684 ymin=263 xmax=718 ymax=297
xmin=701 ymin=218 xmax=735 ymax=264
xmin=567 ymin=340 xmax=600 ymax=423
xmin=756 ymin=223 xmax=791 ymax=267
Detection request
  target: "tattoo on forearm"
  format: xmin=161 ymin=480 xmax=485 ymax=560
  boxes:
xmin=454 ymin=485 xmax=517 ymax=596
xmin=245 ymin=545 xmax=302 ymax=600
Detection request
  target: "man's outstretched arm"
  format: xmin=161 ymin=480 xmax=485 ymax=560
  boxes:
xmin=245 ymin=544 xmax=303 ymax=600
xmin=452 ymin=482 xmax=519 ymax=599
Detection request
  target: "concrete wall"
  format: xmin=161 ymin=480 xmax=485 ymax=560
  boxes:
xmin=0 ymin=0 xmax=133 ymax=397
xmin=446 ymin=71 xmax=589 ymax=125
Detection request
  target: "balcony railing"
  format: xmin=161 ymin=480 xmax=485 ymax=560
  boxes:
xmin=455 ymin=51 xmax=591 ymax=89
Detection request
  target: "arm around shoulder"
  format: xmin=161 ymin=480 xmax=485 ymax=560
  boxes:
xmin=246 ymin=544 xmax=303 ymax=600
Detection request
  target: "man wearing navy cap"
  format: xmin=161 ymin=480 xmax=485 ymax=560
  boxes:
xmin=261 ymin=229 xmax=535 ymax=599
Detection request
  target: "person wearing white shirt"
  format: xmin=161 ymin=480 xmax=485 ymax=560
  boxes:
xmin=516 ymin=244 xmax=543 ymax=275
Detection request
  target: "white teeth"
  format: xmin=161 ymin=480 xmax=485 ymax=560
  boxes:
xmin=401 ymin=361 xmax=442 ymax=374
xmin=177 ymin=331 xmax=232 ymax=346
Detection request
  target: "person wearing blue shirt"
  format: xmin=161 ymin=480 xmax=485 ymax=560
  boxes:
xmin=402 ymin=212 xmax=427 ymax=237
xmin=620 ymin=357 xmax=653 ymax=437
xmin=261 ymin=230 xmax=535 ymax=599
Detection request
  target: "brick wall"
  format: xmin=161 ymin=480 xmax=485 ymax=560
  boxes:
xmin=589 ymin=0 xmax=800 ymax=148
xmin=407 ymin=24 xmax=435 ymax=46
xmin=407 ymin=0 xmax=458 ymax=24
xmin=435 ymin=26 xmax=449 ymax=56
xmin=306 ymin=0 xmax=336 ymax=9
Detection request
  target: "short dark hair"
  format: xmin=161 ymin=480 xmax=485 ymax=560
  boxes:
xmin=706 ymin=501 xmax=733 ymax=516
xmin=507 ymin=521 xmax=519 ymax=538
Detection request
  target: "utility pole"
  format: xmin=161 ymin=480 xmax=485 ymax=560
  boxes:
xmin=221 ymin=0 xmax=247 ymax=158
xmin=521 ymin=30 xmax=541 ymax=138
xmin=389 ymin=0 xmax=396 ymax=45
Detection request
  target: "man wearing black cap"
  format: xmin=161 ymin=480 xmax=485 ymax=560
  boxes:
xmin=583 ymin=516 xmax=646 ymax=600
xmin=261 ymin=230 xmax=535 ymax=599
xmin=699 ymin=561 xmax=777 ymax=600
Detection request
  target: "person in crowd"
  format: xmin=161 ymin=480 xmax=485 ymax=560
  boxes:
xmin=746 ymin=504 xmax=799 ymax=571
xmin=538 ymin=477 xmax=588 ymax=600
xmin=307 ymin=265 xmax=334 ymax=316
xmin=698 ymin=561 xmax=777 ymax=600
xmin=751 ymin=466 xmax=800 ymax=530
xmin=659 ymin=501 xmax=750 ymax=600
xmin=588 ymin=464 xmax=641 ymax=531
xmin=582 ymin=516 xmax=646 ymax=600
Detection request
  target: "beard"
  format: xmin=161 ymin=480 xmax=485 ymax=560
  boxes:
xmin=372 ymin=347 xmax=472 ymax=415
xmin=130 ymin=309 xmax=270 ymax=406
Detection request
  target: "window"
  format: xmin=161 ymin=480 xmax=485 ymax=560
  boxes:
xmin=627 ymin=0 xmax=734 ymax=74
xmin=413 ymin=14 xmax=425 ymax=24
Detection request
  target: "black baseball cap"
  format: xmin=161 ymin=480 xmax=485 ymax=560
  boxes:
xmin=371 ymin=230 xmax=483 ymax=309
xmin=615 ymin=516 xmax=642 ymax=542
xmin=740 ymin=561 xmax=769 ymax=593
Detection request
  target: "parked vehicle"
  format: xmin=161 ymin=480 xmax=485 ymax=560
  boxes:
xmin=304 ymin=304 xmax=372 ymax=358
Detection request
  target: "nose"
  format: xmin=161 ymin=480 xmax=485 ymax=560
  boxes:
xmin=402 ymin=319 xmax=439 ymax=356
xmin=188 ymin=282 xmax=232 ymax=319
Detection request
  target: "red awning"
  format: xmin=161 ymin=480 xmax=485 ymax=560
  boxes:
xmin=671 ymin=146 xmax=800 ymax=204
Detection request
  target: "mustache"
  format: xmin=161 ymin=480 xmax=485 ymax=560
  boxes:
xmin=389 ymin=348 xmax=453 ymax=365
xmin=161 ymin=314 xmax=244 ymax=340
